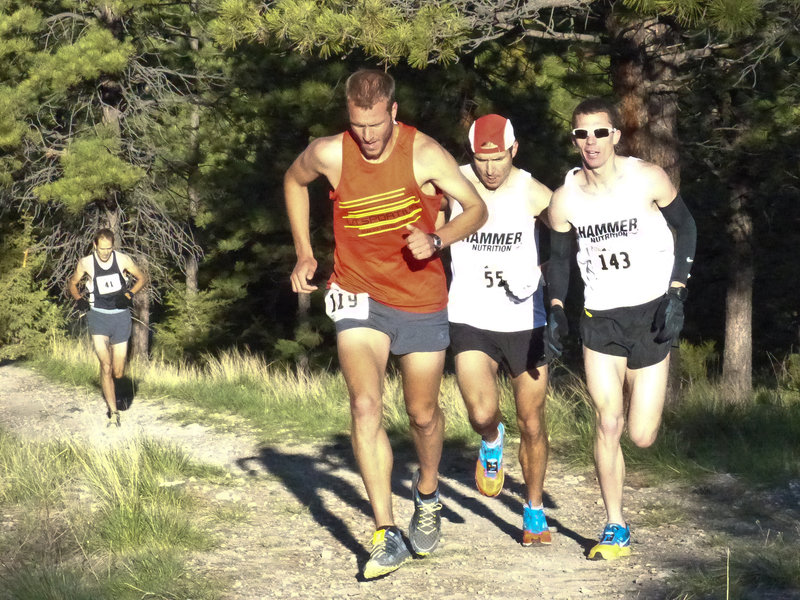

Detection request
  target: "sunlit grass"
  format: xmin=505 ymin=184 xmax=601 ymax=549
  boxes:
xmin=666 ymin=531 xmax=800 ymax=600
xmin=29 ymin=338 xmax=800 ymax=488
xmin=0 ymin=429 xmax=223 ymax=600
xmin=18 ymin=337 xmax=800 ymax=600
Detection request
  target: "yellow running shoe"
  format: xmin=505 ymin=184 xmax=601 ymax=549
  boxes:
xmin=363 ymin=527 xmax=411 ymax=579
xmin=588 ymin=523 xmax=631 ymax=560
xmin=475 ymin=422 xmax=505 ymax=497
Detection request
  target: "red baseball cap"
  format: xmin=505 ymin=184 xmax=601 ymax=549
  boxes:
xmin=468 ymin=114 xmax=516 ymax=153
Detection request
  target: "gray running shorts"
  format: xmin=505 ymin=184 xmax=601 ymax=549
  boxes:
xmin=580 ymin=296 xmax=671 ymax=369
xmin=87 ymin=309 xmax=132 ymax=345
xmin=334 ymin=298 xmax=449 ymax=355
xmin=449 ymin=323 xmax=547 ymax=378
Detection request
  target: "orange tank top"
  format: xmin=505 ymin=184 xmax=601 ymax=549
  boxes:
xmin=329 ymin=123 xmax=446 ymax=312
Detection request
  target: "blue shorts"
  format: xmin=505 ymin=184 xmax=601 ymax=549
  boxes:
xmin=334 ymin=298 xmax=449 ymax=355
xmin=87 ymin=309 xmax=131 ymax=345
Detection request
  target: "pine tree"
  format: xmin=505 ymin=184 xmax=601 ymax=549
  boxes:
xmin=0 ymin=217 xmax=65 ymax=360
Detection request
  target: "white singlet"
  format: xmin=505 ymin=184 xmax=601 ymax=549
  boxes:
xmin=448 ymin=166 xmax=545 ymax=332
xmin=563 ymin=157 xmax=674 ymax=311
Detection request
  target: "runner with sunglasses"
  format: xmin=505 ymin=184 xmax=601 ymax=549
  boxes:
xmin=545 ymin=97 xmax=696 ymax=560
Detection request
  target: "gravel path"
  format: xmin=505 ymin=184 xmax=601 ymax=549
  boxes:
xmin=1 ymin=362 xmax=798 ymax=599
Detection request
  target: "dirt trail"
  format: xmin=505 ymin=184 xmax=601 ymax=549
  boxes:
xmin=1 ymin=362 xmax=798 ymax=599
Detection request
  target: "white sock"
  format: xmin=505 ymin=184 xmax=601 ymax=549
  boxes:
xmin=484 ymin=424 xmax=503 ymax=448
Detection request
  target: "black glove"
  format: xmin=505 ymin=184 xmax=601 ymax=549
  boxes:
xmin=545 ymin=304 xmax=568 ymax=360
xmin=76 ymin=297 xmax=90 ymax=312
xmin=653 ymin=287 xmax=686 ymax=343
xmin=114 ymin=292 xmax=134 ymax=309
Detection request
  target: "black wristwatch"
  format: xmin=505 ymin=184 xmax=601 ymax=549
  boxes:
xmin=668 ymin=286 xmax=688 ymax=301
xmin=430 ymin=233 xmax=443 ymax=253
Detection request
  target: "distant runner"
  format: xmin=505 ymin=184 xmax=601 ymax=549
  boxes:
xmin=68 ymin=228 xmax=147 ymax=427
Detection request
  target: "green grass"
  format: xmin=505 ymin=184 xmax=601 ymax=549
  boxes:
xmin=0 ymin=429 xmax=224 ymax=600
xmin=666 ymin=532 xmax=800 ymax=600
xmin=29 ymin=339 xmax=800 ymax=487
xmin=22 ymin=338 xmax=800 ymax=600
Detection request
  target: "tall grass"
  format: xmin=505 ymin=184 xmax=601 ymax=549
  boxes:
xmin=29 ymin=338 xmax=800 ymax=485
xmin=22 ymin=338 xmax=800 ymax=599
xmin=0 ymin=430 xmax=222 ymax=600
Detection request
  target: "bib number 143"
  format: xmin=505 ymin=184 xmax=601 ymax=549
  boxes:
xmin=597 ymin=251 xmax=630 ymax=270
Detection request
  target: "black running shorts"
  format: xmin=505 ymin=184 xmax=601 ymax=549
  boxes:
xmin=449 ymin=322 xmax=547 ymax=378
xmin=580 ymin=296 xmax=671 ymax=369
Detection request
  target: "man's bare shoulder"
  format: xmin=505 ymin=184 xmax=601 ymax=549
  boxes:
xmin=304 ymin=132 xmax=345 ymax=167
xmin=72 ymin=255 xmax=92 ymax=279
xmin=412 ymin=130 xmax=458 ymax=178
xmin=632 ymin=159 xmax=677 ymax=203
xmin=524 ymin=172 xmax=552 ymax=196
xmin=114 ymin=251 xmax=133 ymax=267
xmin=414 ymin=129 xmax=456 ymax=161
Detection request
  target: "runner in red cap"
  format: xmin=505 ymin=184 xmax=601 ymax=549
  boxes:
xmin=448 ymin=113 xmax=554 ymax=545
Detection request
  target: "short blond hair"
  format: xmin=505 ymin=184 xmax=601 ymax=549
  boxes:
xmin=345 ymin=69 xmax=395 ymax=110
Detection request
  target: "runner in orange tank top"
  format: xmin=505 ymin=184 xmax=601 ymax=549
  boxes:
xmin=284 ymin=69 xmax=487 ymax=579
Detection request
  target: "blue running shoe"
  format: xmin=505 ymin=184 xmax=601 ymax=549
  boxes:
xmin=475 ymin=422 xmax=505 ymax=497
xmin=522 ymin=503 xmax=552 ymax=545
xmin=588 ymin=523 xmax=631 ymax=560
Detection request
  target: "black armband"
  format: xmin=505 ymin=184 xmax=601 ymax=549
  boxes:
xmin=659 ymin=193 xmax=697 ymax=284
xmin=546 ymin=229 xmax=572 ymax=303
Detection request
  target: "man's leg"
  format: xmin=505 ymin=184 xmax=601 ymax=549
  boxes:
xmin=625 ymin=354 xmax=670 ymax=448
xmin=337 ymin=328 xmax=393 ymax=528
xmin=92 ymin=335 xmax=116 ymax=414
xmin=398 ymin=350 xmax=446 ymax=495
xmin=454 ymin=351 xmax=501 ymax=440
xmin=583 ymin=347 xmax=628 ymax=526
xmin=400 ymin=349 xmax=445 ymax=556
xmin=512 ymin=365 xmax=549 ymax=507
xmin=110 ymin=340 xmax=129 ymax=380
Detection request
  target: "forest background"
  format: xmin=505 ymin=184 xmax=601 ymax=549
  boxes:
xmin=0 ymin=0 xmax=798 ymax=402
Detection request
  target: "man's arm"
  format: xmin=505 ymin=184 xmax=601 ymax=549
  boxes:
xmin=543 ymin=187 xmax=573 ymax=358
xmin=119 ymin=254 xmax=148 ymax=296
xmin=284 ymin=135 xmax=342 ymax=293
xmin=651 ymin=165 xmax=696 ymax=288
xmin=545 ymin=188 xmax=573 ymax=308
xmin=406 ymin=135 xmax=487 ymax=259
xmin=67 ymin=258 xmax=88 ymax=300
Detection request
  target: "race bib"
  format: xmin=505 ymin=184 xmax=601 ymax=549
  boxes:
xmin=96 ymin=273 xmax=124 ymax=295
xmin=324 ymin=285 xmax=369 ymax=322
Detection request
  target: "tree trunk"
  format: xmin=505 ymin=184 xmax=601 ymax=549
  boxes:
xmin=296 ymin=293 xmax=310 ymax=373
xmin=186 ymin=102 xmax=200 ymax=296
xmin=186 ymin=3 xmax=201 ymax=296
xmin=607 ymin=14 xmax=681 ymax=185
xmin=607 ymin=11 xmax=683 ymax=403
xmin=722 ymin=184 xmax=753 ymax=402
xmin=131 ymin=288 xmax=150 ymax=362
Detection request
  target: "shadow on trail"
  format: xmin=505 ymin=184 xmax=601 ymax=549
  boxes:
xmin=114 ymin=376 xmax=135 ymax=410
xmin=236 ymin=439 xmax=371 ymax=564
xmin=236 ymin=435 xmax=595 ymax=562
